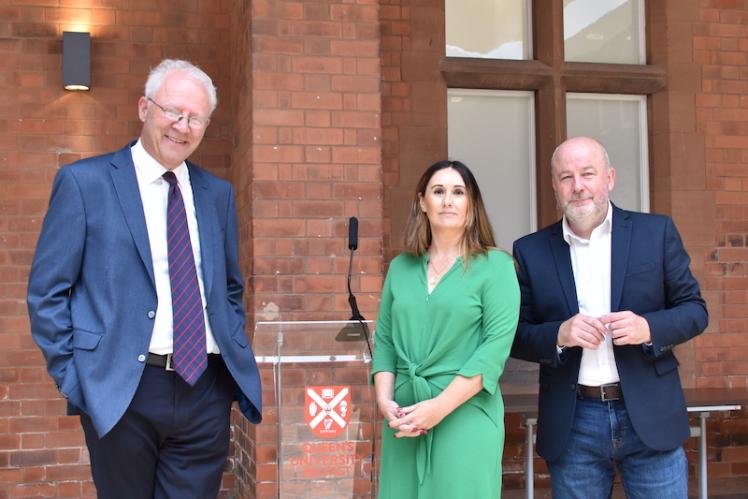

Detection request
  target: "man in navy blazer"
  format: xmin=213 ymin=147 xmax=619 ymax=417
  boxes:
xmin=27 ymin=59 xmax=261 ymax=498
xmin=511 ymin=136 xmax=707 ymax=498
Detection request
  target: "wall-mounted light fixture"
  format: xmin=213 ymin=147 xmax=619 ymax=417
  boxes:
xmin=63 ymin=31 xmax=91 ymax=91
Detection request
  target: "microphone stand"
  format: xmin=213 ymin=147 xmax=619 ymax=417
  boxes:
xmin=336 ymin=218 xmax=373 ymax=360
xmin=345 ymin=246 xmax=373 ymax=359
xmin=347 ymin=241 xmax=377 ymax=494
xmin=336 ymin=217 xmax=377 ymax=491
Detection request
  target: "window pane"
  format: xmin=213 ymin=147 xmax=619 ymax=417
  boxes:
xmin=446 ymin=0 xmax=531 ymax=60
xmin=564 ymin=0 xmax=645 ymax=64
xmin=566 ymin=93 xmax=649 ymax=212
xmin=448 ymin=89 xmax=536 ymax=393
xmin=447 ymin=89 xmax=535 ymax=251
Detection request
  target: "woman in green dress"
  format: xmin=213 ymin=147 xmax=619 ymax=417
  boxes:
xmin=372 ymin=160 xmax=520 ymax=498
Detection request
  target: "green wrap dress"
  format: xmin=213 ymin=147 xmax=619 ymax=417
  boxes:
xmin=372 ymin=249 xmax=520 ymax=499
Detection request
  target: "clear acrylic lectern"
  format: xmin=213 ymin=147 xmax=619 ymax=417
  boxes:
xmin=254 ymin=320 xmax=377 ymax=499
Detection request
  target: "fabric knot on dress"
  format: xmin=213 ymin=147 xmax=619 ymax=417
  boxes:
xmin=405 ymin=362 xmax=431 ymax=403
xmin=403 ymin=361 xmax=433 ymax=485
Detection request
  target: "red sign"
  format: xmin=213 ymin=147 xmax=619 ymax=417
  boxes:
xmin=305 ymin=385 xmax=351 ymax=438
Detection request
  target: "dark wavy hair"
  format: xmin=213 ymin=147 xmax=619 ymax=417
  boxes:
xmin=403 ymin=160 xmax=496 ymax=258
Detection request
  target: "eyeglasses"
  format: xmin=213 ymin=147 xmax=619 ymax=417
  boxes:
xmin=146 ymin=97 xmax=210 ymax=130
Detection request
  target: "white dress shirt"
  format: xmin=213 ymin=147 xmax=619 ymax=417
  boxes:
xmin=562 ymin=202 xmax=619 ymax=386
xmin=131 ymin=140 xmax=219 ymax=355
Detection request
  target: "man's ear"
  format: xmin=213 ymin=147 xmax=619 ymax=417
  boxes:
xmin=607 ymin=166 xmax=616 ymax=192
xmin=137 ymin=97 xmax=148 ymax=123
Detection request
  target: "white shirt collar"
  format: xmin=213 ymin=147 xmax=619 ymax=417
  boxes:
xmin=131 ymin=139 xmax=190 ymax=185
xmin=562 ymin=201 xmax=613 ymax=244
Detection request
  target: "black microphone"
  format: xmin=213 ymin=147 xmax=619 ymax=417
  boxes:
xmin=348 ymin=216 xmax=358 ymax=250
xmin=344 ymin=217 xmax=362 ymax=320
xmin=336 ymin=217 xmax=371 ymax=354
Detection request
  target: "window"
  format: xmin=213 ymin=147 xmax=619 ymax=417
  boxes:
xmin=443 ymin=0 xmax=661 ymax=229
xmin=446 ymin=0 xmax=532 ymax=60
xmin=447 ymin=89 xmax=535 ymax=249
xmin=564 ymin=0 xmax=645 ymax=64
xmin=567 ymin=93 xmax=649 ymax=211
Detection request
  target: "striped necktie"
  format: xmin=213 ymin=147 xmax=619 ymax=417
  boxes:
xmin=163 ymin=171 xmax=207 ymax=385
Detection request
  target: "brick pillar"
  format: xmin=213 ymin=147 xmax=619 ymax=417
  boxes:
xmin=228 ymin=1 xmax=385 ymax=497
xmin=228 ymin=1 xmax=258 ymax=496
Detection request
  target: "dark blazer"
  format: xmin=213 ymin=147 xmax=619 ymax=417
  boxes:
xmin=27 ymin=142 xmax=262 ymax=437
xmin=511 ymin=205 xmax=707 ymax=462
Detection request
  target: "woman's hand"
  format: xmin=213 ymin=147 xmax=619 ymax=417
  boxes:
xmin=378 ymin=398 xmax=425 ymax=438
xmin=391 ymin=423 xmax=427 ymax=439
xmin=377 ymin=398 xmax=401 ymax=423
xmin=388 ymin=375 xmax=484 ymax=437
xmin=389 ymin=413 xmax=428 ymax=438
xmin=390 ymin=398 xmax=446 ymax=433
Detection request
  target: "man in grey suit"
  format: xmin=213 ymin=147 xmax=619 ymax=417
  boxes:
xmin=27 ymin=59 xmax=261 ymax=498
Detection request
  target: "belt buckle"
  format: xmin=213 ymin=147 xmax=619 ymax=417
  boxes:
xmin=165 ymin=354 xmax=175 ymax=372
xmin=600 ymin=384 xmax=615 ymax=402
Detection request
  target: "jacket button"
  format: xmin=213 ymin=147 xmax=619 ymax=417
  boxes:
xmin=570 ymin=384 xmax=576 ymax=390
xmin=138 ymin=354 xmax=146 ymax=362
xmin=147 ymin=310 xmax=156 ymax=319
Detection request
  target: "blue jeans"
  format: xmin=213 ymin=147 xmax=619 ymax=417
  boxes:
xmin=547 ymin=397 xmax=688 ymax=499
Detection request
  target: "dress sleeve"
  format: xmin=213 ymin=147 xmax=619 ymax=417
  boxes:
xmin=371 ymin=263 xmax=397 ymax=381
xmin=457 ymin=251 xmax=520 ymax=395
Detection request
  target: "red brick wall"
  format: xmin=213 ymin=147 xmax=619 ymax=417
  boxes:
xmin=246 ymin=1 xmax=383 ymax=496
xmin=690 ymin=0 xmax=748 ymax=481
xmin=0 ymin=1 xmax=236 ymax=497
xmin=380 ymin=0 xmax=446 ymax=262
xmin=5 ymin=0 xmax=748 ymax=497
xmin=248 ymin=0 xmax=383 ymax=327
xmin=694 ymin=0 xmax=748 ymax=389
xmin=380 ymin=0 xmax=410 ymax=261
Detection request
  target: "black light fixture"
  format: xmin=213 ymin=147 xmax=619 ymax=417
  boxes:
xmin=63 ymin=31 xmax=91 ymax=91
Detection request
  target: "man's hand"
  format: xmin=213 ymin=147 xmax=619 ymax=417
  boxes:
xmin=557 ymin=314 xmax=607 ymax=349
xmin=600 ymin=311 xmax=651 ymax=346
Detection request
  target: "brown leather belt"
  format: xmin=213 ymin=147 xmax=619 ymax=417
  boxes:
xmin=579 ymin=383 xmax=623 ymax=401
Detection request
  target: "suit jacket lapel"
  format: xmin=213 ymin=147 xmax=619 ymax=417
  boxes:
xmin=548 ymin=223 xmax=580 ymax=316
xmin=610 ymin=205 xmax=632 ymax=312
xmin=109 ymin=144 xmax=156 ymax=286
xmin=188 ymin=163 xmax=215 ymax=300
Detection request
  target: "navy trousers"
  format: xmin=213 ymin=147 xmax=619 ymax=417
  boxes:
xmin=81 ymin=355 xmax=235 ymax=499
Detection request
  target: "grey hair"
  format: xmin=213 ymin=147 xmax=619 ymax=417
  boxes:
xmin=144 ymin=59 xmax=218 ymax=114
xmin=551 ymin=136 xmax=611 ymax=170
